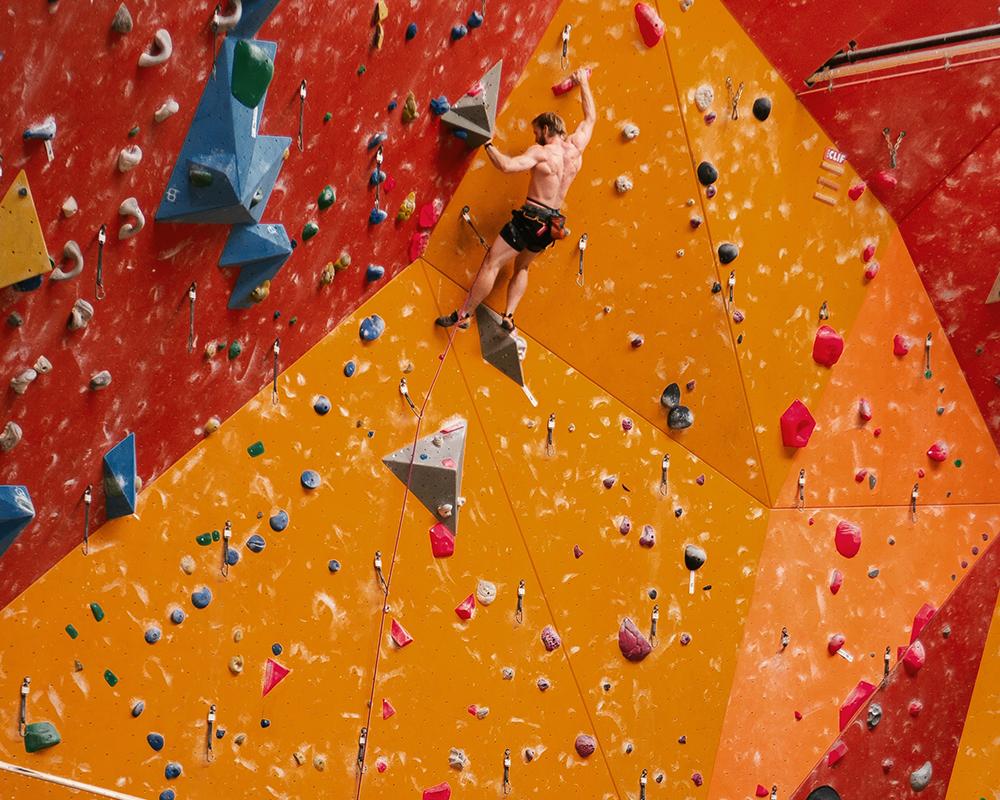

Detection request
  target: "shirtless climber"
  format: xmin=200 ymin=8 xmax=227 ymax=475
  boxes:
xmin=436 ymin=68 xmax=596 ymax=333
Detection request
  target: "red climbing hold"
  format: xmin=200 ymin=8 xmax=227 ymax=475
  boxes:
xmin=390 ymin=619 xmax=413 ymax=648
xmin=847 ymin=183 xmax=866 ymax=201
xmin=454 ymin=594 xmax=476 ymax=621
xmin=422 ymin=782 xmax=451 ymax=800
xmin=409 ymin=230 xmax=430 ymax=261
xmin=827 ymin=740 xmax=848 ymax=766
xmin=551 ymin=68 xmax=591 ymax=96
xmin=830 ymin=569 xmax=844 ymax=595
xmin=862 ymin=243 xmax=876 ymax=262
xmin=812 ymin=325 xmax=844 ymax=367
xmin=858 ymin=397 xmax=873 ymax=422
xmin=794 ymin=710 xmax=803 ymax=721
xmin=262 ymin=658 xmax=290 ymax=697
xmin=429 ymin=523 xmax=455 ymax=558
xmin=780 ymin=400 xmax=816 ymax=448
xmin=835 ymin=519 xmax=862 ymax=559
xmin=574 ymin=733 xmax=596 ymax=758
xmin=864 ymin=261 xmax=879 ymax=281
xmin=910 ymin=603 xmax=936 ymax=642
xmin=756 ymin=784 xmax=770 ymax=797
xmin=634 ymin=3 xmax=665 ymax=47
xmin=382 ymin=698 xmax=396 ymax=719
xmin=417 ymin=199 xmax=443 ymax=229
xmin=828 ymin=633 xmax=846 ymax=655
xmin=908 ymin=699 xmax=923 ymax=716
xmin=854 ymin=468 xmax=868 ymax=483
xmin=872 ymin=169 xmax=898 ymax=192
xmin=840 ymin=680 xmax=876 ymax=730
xmin=618 ymin=617 xmax=652 ymax=662
xmin=926 ymin=441 xmax=949 ymax=462
xmin=902 ymin=639 xmax=926 ymax=676
xmin=893 ymin=334 xmax=910 ymax=356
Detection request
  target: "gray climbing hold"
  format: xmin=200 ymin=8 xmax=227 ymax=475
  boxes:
xmin=684 ymin=544 xmax=707 ymax=570
xmin=118 ymin=196 xmax=145 ymax=239
xmin=383 ymin=421 xmax=466 ymax=534
xmin=696 ymin=161 xmax=718 ymax=186
xmin=138 ymin=29 xmax=172 ymax=67
xmin=61 ymin=197 xmax=78 ymax=217
xmin=68 ymin=298 xmax=94 ymax=331
xmin=668 ymin=406 xmax=694 ymax=429
xmin=154 ymin=98 xmax=180 ymax=124
xmin=476 ymin=305 xmax=523 ymax=386
xmin=111 ymin=3 xmax=133 ymax=33
xmin=89 ymin=370 xmax=112 ymax=390
xmin=476 ymin=579 xmax=497 ymax=605
xmin=144 ymin=627 xmax=161 ymax=644
xmin=10 ymin=369 xmax=37 ymax=395
xmin=694 ymin=84 xmax=713 ymax=112
xmin=866 ymin=703 xmax=882 ymax=730
xmin=246 ymin=534 xmax=266 ymax=552
xmin=910 ymin=761 xmax=932 ymax=791
xmin=33 ymin=356 xmax=51 ymax=375
xmin=51 ymin=240 xmax=83 ymax=281
xmin=440 ymin=60 xmax=502 ymax=148
xmin=1 ymin=421 xmax=23 ymax=452
xmin=169 ymin=609 xmax=185 ymax=624
xmin=448 ymin=748 xmax=468 ymax=770
xmin=300 ymin=470 xmax=321 ymax=489
xmin=660 ymin=383 xmax=680 ymax=409
xmin=131 ymin=700 xmax=145 ymax=717
xmin=718 ymin=243 xmax=739 ymax=264
xmin=117 ymin=145 xmax=143 ymax=173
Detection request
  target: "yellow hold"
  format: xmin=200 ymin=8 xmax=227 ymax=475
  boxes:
xmin=0 ymin=170 xmax=51 ymax=289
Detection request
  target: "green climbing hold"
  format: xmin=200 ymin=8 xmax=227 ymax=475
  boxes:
xmin=228 ymin=340 xmax=243 ymax=359
xmin=189 ymin=166 xmax=214 ymax=188
xmin=954 ymin=459 xmax=963 ymax=468
xmin=318 ymin=186 xmax=336 ymax=210
xmin=90 ymin=602 xmax=105 ymax=622
xmin=103 ymin=669 xmax=119 ymax=687
xmin=196 ymin=532 xmax=213 ymax=546
xmin=324 ymin=111 xmax=332 ymax=123
xmin=231 ymin=39 xmax=274 ymax=109
xmin=925 ymin=370 xmax=933 ymax=379
xmin=24 ymin=722 xmax=61 ymax=753
xmin=212 ymin=529 xmax=220 ymax=541
xmin=289 ymin=316 xmax=297 ymax=326
xmin=302 ymin=222 xmax=319 ymax=241
xmin=357 ymin=64 xmax=366 ymax=75
xmin=128 ymin=125 xmax=140 ymax=138
xmin=65 ymin=624 xmax=78 ymax=639
xmin=247 ymin=441 xmax=265 ymax=457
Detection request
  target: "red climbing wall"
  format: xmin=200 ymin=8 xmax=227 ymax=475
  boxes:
xmin=0 ymin=0 xmax=559 ymax=607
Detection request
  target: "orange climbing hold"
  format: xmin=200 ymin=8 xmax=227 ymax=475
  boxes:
xmin=0 ymin=170 xmax=51 ymax=289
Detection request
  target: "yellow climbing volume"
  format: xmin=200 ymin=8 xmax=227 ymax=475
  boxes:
xmin=0 ymin=170 xmax=51 ymax=290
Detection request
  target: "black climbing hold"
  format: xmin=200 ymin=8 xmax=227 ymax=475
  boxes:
xmin=718 ymin=243 xmax=739 ymax=264
xmin=660 ymin=383 xmax=680 ymax=409
xmin=696 ymin=161 xmax=718 ymax=186
xmin=328 ymin=559 xmax=341 ymax=572
xmin=711 ymin=282 xmax=722 ymax=294
xmin=806 ymin=787 xmax=841 ymax=800
xmin=683 ymin=544 xmax=707 ymax=571
xmin=648 ymin=588 xmax=657 ymax=599
xmin=752 ymin=97 xmax=772 ymax=121
xmin=668 ymin=406 xmax=694 ymax=430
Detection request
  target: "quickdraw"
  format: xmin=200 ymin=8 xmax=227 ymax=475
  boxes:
xmin=298 ymin=80 xmax=307 ymax=152
xmin=187 ymin=282 xmax=197 ymax=353
xmin=96 ymin=224 xmax=107 ymax=300
xmin=82 ymin=485 xmax=92 ymax=555
xmin=726 ymin=76 xmax=745 ymax=120
xmin=576 ymin=233 xmax=587 ymax=287
xmin=560 ymin=24 xmax=572 ymax=70
xmin=515 ymin=579 xmax=525 ymax=624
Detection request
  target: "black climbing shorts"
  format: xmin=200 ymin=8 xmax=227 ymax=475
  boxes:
xmin=500 ymin=204 xmax=560 ymax=253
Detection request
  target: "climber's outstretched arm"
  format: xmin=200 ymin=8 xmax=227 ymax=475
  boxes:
xmin=570 ymin=69 xmax=596 ymax=151
xmin=484 ymin=142 xmax=544 ymax=174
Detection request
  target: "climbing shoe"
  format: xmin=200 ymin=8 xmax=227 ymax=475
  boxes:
xmin=435 ymin=310 xmax=471 ymax=329
xmin=500 ymin=313 xmax=516 ymax=334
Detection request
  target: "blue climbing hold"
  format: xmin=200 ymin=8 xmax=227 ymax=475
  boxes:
xmin=367 ymin=132 xmax=387 ymax=150
xmin=271 ymin=643 xmax=283 ymax=656
xmin=368 ymin=169 xmax=386 ymax=187
xmin=300 ymin=470 xmax=321 ymax=490
xmin=451 ymin=24 xmax=468 ymax=40
xmin=328 ymin=559 xmax=341 ymax=573
xmin=269 ymin=510 xmax=289 ymax=531
xmin=164 ymin=762 xmax=182 ymax=780
xmin=170 ymin=609 xmax=185 ymax=625
xmin=452 ymin=129 xmax=469 ymax=141
xmin=12 ymin=275 xmax=43 ymax=292
xmin=103 ymin=433 xmax=137 ymax=520
xmin=147 ymin=732 xmax=165 ymax=751
xmin=313 ymin=395 xmax=331 ymax=415
xmin=468 ymin=10 xmax=484 ymax=28
xmin=0 ymin=485 xmax=35 ymax=558
xmin=131 ymin=701 xmax=145 ymax=718
xmin=366 ymin=264 xmax=385 ymax=282
xmin=191 ymin=587 xmax=212 ymax=609
xmin=343 ymin=361 xmax=356 ymax=377
xmin=359 ymin=315 xmax=385 ymax=342
xmin=430 ymin=96 xmax=450 ymax=116
xmin=159 ymin=791 xmax=176 ymax=800
xmin=419 ymin=453 xmax=428 ymax=460
xmin=387 ymin=100 xmax=397 ymax=112
xmin=246 ymin=534 xmax=266 ymax=553
xmin=369 ymin=207 xmax=388 ymax=224
xmin=219 ymin=223 xmax=293 ymax=310
xmin=405 ymin=22 xmax=417 ymax=40
xmin=260 ymin=718 xmax=271 ymax=728
xmin=225 ymin=547 xmax=240 ymax=566
xmin=216 ymin=728 xmax=226 ymax=739
xmin=144 ymin=628 xmax=161 ymax=644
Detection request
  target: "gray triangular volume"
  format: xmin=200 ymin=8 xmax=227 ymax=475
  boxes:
xmin=441 ymin=60 xmax=502 ymax=148
xmin=476 ymin=305 xmax=524 ymax=387
xmin=382 ymin=420 xmax=467 ymax=533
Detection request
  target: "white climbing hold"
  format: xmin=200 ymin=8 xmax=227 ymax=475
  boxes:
xmin=33 ymin=356 xmax=52 ymax=374
xmin=448 ymin=748 xmax=468 ymax=770
xmin=437 ymin=503 xmax=454 ymax=519
xmin=51 ymin=240 xmax=84 ymax=281
xmin=910 ymin=761 xmax=932 ymax=791
xmin=154 ymin=98 xmax=179 ymax=123
xmin=476 ymin=579 xmax=497 ymax=606
xmin=621 ymin=123 xmax=640 ymax=140
xmin=0 ymin=421 xmax=23 ymax=452
xmin=211 ymin=0 xmax=243 ymax=32
xmin=10 ymin=369 xmax=37 ymax=395
xmin=615 ymin=175 xmax=633 ymax=194
xmin=61 ymin=196 xmax=78 ymax=217
xmin=89 ymin=370 xmax=112 ymax=390
xmin=679 ymin=0 xmax=694 ymax=10
xmin=67 ymin=298 xmax=94 ymax=331
xmin=694 ymin=84 xmax=714 ymax=112
xmin=117 ymin=145 xmax=142 ymax=173
xmin=118 ymin=197 xmax=145 ymax=239
xmin=111 ymin=3 xmax=133 ymax=33
xmin=138 ymin=29 xmax=173 ymax=67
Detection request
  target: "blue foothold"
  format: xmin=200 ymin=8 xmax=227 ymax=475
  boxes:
xmin=419 ymin=453 xmax=428 ymax=460
xmin=246 ymin=534 xmax=266 ymax=553
xmin=368 ymin=169 xmax=386 ymax=187
xmin=269 ymin=510 xmax=289 ymax=532
xmin=147 ymin=732 xmax=165 ymax=751
xmin=164 ymin=762 xmax=182 ymax=780
xmin=300 ymin=470 xmax=321 ymax=490
xmin=430 ymin=96 xmax=450 ymax=116
xmin=344 ymin=361 xmax=356 ymax=378
xmin=216 ymin=728 xmax=226 ymax=739
xmin=313 ymin=395 xmax=331 ymax=415
xmin=365 ymin=264 xmax=385 ymax=282
xmin=328 ymin=559 xmax=341 ymax=573
xmin=260 ymin=718 xmax=271 ymax=728
xmin=369 ymin=207 xmax=388 ymax=225
xmin=132 ymin=701 xmax=145 ymax=718
xmin=468 ymin=10 xmax=484 ymax=28
xmin=367 ymin=132 xmax=387 ymax=150
xmin=191 ymin=587 xmax=212 ymax=609
xmin=405 ymin=22 xmax=417 ymax=40
xmin=144 ymin=627 xmax=161 ymax=644
xmin=451 ymin=24 xmax=468 ymax=40
xmin=271 ymin=643 xmax=283 ymax=656
xmin=388 ymin=100 xmax=397 ymax=111
xmin=225 ymin=547 xmax=240 ymax=566
xmin=170 ymin=609 xmax=185 ymax=625
xmin=452 ymin=129 xmax=469 ymax=140
xmin=359 ymin=314 xmax=385 ymax=342
xmin=159 ymin=791 xmax=176 ymax=800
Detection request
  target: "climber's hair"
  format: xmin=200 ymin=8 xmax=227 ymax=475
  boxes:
xmin=532 ymin=111 xmax=567 ymax=138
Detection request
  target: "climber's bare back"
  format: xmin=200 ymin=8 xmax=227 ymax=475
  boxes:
xmin=524 ymin=137 xmax=584 ymax=209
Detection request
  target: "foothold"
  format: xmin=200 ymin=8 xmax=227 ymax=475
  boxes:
xmin=147 ymin=732 xmax=165 ymax=751
xmin=391 ymin=618 xmax=414 ymax=648
xmin=10 ymin=368 xmax=38 ymax=395
xmin=429 ymin=523 xmax=455 ymax=558
xmin=830 ymin=570 xmax=844 ymax=594
xmin=696 ymin=161 xmax=718 ymax=186
xmin=910 ymin=761 xmax=932 ymax=792
xmin=246 ymin=440 xmax=264 ymax=457
xmin=300 ymin=470 xmax=321 ymax=490
xmin=118 ymin=197 xmax=145 ymax=239
xmin=476 ymin=579 xmax=497 ymax=605
xmin=24 ymin=722 xmax=61 ymax=753
xmin=684 ymin=544 xmax=707 ymax=571
xmin=314 ymin=395 xmax=331 ymax=415
xmin=540 ymin=625 xmax=561 ymax=651
xmin=619 ymin=517 xmax=632 ymax=535
xmin=668 ymin=406 xmax=694 ymax=430
xmin=382 ymin=698 xmax=395 ymax=720
xmin=634 ymin=2 xmax=665 ymax=47
xmin=191 ymin=587 xmax=213 ymax=609
xmin=302 ymin=221 xmax=319 ymax=241
xmin=827 ymin=633 xmax=846 ymax=655
xmin=402 ymin=91 xmax=419 ymax=123
xmin=718 ymin=242 xmax=739 ymax=264
xmin=827 ymin=740 xmax=848 ymax=766
xmin=694 ymin=84 xmax=714 ymax=111
xmin=104 ymin=669 xmax=119 ymax=687
xmin=111 ymin=3 xmax=133 ymax=33
xmin=449 ymin=747 xmax=468 ymax=770
xmin=621 ymin=123 xmax=640 ymax=140
xmin=138 ymin=29 xmax=173 ymax=68
xmin=872 ymin=169 xmax=898 ymax=192
xmin=228 ymin=655 xmax=244 ymax=675
xmin=618 ymin=618 xmax=652 ymax=662
xmin=61 ymin=196 xmax=78 ymax=217
xmin=260 ymin=719 xmax=270 ymax=728
xmin=615 ymin=175 xmax=634 ymax=194
xmin=909 ymin=699 xmax=923 ymax=716
xmin=144 ymin=627 xmax=161 ymax=644
xmin=573 ymin=544 xmax=584 ymax=558
xmin=269 ymin=510 xmax=289 ymax=531
xmin=89 ymin=370 xmax=112 ymax=390
xmin=164 ymin=762 xmax=182 ymax=780
xmin=117 ymin=144 xmax=143 ymax=173
xmin=812 ymin=325 xmax=844 ymax=367
xmin=752 ymin=97 xmax=772 ymax=121
xmin=359 ymin=315 xmax=386 ymax=342
xmin=154 ymin=98 xmax=179 ymax=123
xmin=430 ymin=96 xmax=450 ymax=116
xmin=780 ymin=400 xmax=816 ymax=448
xmin=405 ymin=22 xmax=418 ymax=40
xmin=858 ymin=397 xmax=873 ymax=421
xmin=537 ymin=677 xmax=551 ymax=691
xmin=835 ymin=520 xmax=862 ymax=559
xmin=160 ymin=791 xmax=175 ymax=800
xmin=639 ymin=525 xmax=656 ymax=548
xmin=131 ymin=701 xmax=145 ymax=717
xmin=327 ymin=559 xmax=341 ymax=572
xmin=422 ymin=783 xmax=451 ymax=800
xmin=170 ymin=609 xmax=185 ymax=624
xmin=893 ymin=334 xmax=910 ymax=356
xmin=366 ymin=264 xmax=385 ymax=282
xmin=450 ymin=24 xmax=468 ymax=41
xmin=574 ymin=734 xmax=596 ymax=758
xmin=467 ymin=9 xmax=484 ymax=28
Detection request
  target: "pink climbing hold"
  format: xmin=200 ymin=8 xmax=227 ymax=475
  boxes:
xmin=910 ymin=603 xmax=936 ymax=642
xmin=827 ymin=740 xmax=848 ymax=766
xmin=429 ymin=523 xmax=455 ymax=558
xmin=262 ymin=658 xmax=290 ymax=697
xmin=908 ymin=699 xmax=923 ymax=716
xmin=573 ymin=544 xmax=584 ymax=558
xmin=540 ymin=625 xmax=562 ymax=651
xmin=835 ymin=519 xmax=862 ymax=559
xmin=882 ymin=758 xmax=894 ymax=773
xmin=872 ymin=169 xmax=898 ymax=192
xmin=422 ymin=782 xmax=451 ymax=800
xmin=828 ymin=633 xmax=846 ymax=655
xmin=864 ymin=261 xmax=879 ymax=281
xmin=780 ymin=400 xmax=816 ymax=448
xmin=574 ymin=733 xmax=596 ymax=758
xmin=862 ymin=243 xmax=876 ymax=263
xmin=634 ymin=3 xmax=665 ymax=47
xmin=840 ymin=680 xmax=876 ymax=730
xmin=390 ymin=619 xmax=413 ymax=648
xmin=409 ymin=230 xmax=430 ymax=261
xmin=893 ymin=334 xmax=910 ymax=356
xmin=417 ymin=199 xmax=443 ymax=229
xmin=382 ymin=698 xmax=396 ymax=719
xmin=755 ymin=784 xmax=770 ymax=797
xmin=692 ymin=772 xmax=704 ymax=787
xmin=812 ymin=325 xmax=844 ymax=367
xmin=830 ymin=569 xmax=844 ymax=595
xmin=926 ymin=441 xmax=949 ymax=462
xmin=454 ymin=594 xmax=476 ymax=621
xmin=551 ymin=68 xmax=591 ymax=96
xmin=618 ymin=617 xmax=652 ymax=662
xmin=902 ymin=639 xmax=926 ymax=676
xmin=376 ymin=757 xmax=388 ymax=772
xmin=858 ymin=397 xmax=873 ymax=422
xmin=847 ymin=183 xmax=866 ymax=201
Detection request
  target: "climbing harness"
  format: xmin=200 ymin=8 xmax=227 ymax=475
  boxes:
xmin=659 ymin=453 xmax=670 ymax=497
xmin=82 ymin=485 xmax=92 ymax=555
xmin=271 ymin=338 xmax=280 ymax=405
xmin=560 ymin=24 xmax=572 ymax=70
xmin=187 ymin=282 xmax=197 ymax=353
xmin=796 ymin=469 xmax=806 ymax=509
xmin=206 ymin=704 xmax=216 ymax=761
xmin=221 ymin=520 xmax=232 ymax=577
xmin=649 ymin=605 xmax=659 ymax=647
xmin=95 ymin=225 xmax=107 ymax=300
xmin=399 ymin=378 xmax=419 ymax=418
xmin=298 ymin=80 xmax=307 ymax=152
xmin=780 ymin=626 xmax=790 ymax=651
xmin=545 ymin=413 xmax=555 ymax=456
xmin=373 ymin=551 xmax=388 ymax=595
xmin=923 ymin=332 xmax=933 ymax=377
xmin=356 ymin=726 xmax=368 ymax=774
xmin=639 ymin=769 xmax=648 ymax=800
xmin=726 ymin=76 xmax=744 ymax=120
xmin=515 ymin=579 xmax=525 ymax=624
xmin=576 ymin=233 xmax=587 ymax=287
xmin=18 ymin=677 xmax=29 ymax=737
xmin=910 ymin=482 xmax=919 ymax=521
xmin=502 ymin=748 xmax=512 ymax=795
xmin=882 ymin=127 xmax=905 ymax=168
xmin=461 ymin=205 xmax=489 ymax=250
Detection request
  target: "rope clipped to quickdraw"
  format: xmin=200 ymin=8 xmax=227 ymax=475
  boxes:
xmin=727 ymin=269 xmax=736 ymax=306
xmin=639 ymin=769 xmax=648 ymax=800
xmin=882 ymin=127 xmax=905 ymax=168
xmin=18 ymin=677 xmax=29 ymax=737
xmin=502 ymin=748 xmax=512 ymax=795
xmin=560 ymin=24 xmax=572 ymax=70
xmin=576 ymin=233 xmax=587 ymax=287
xmin=910 ymin=482 xmax=919 ymax=521
xmin=206 ymin=704 xmax=216 ymax=762
xmin=372 ymin=144 xmax=385 ymax=215
xmin=796 ymin=469 xmax=806 ymax=509
xmin=515 ymin=579 xmax=525 ymax=624
xmin=399 ymin=378 xmax=420 ymax=418
xmin=221 ymin=520 xmax=231 ymax=577
xmin=649 ymin=604 xmax=659 ymax=647
xmin=883 ymin=646 xmax=891 ymax=680
xmin=82 ymin=485 xmax=92 ymax=555
xmin=726 ymin=76 xmax=744 ymax=120
xmin=298 ymin=80 xmax=307 ymax=152
xmin=96 ymin=224 xmax=107 ymax=300
xmin=271 ymin=338 xmax=280 ymax=405
xmin=373 ymin=550 xmax=388 ymax=595
xmin=659 ymin=453 xmax=669 ymax=497
xmin=545 ymin=413 xmax=555 ymax=456
xmin=461 ymin=205 xmax=489 ymax=251
xmin=187 ymin=282 xmax=196 ymax=353
xmin=356 ymin=726 xmax=368 ymax=775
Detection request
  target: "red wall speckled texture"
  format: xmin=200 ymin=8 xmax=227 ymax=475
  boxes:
xmin=0 ymin=0 xmax=559 ymax=607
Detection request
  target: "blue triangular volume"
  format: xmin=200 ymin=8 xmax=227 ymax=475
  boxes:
xmin=0 ymin=485 xmax=35 ymax=558
xmin=230 ymin=0 xmax=283 ymax=39
xmin=103 ymin=433 xmax=137 ymax=520
xmin=220 ymin=223 xmax=292 ymax=309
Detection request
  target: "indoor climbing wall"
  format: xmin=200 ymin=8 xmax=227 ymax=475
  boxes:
xmin=2 ymin=2 xmax=999 ymax=800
